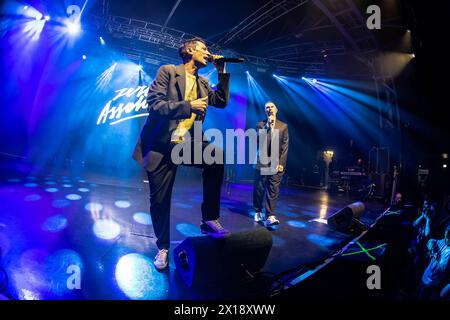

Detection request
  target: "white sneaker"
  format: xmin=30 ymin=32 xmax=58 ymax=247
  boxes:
xmin=154 ymin=249 xmax=169 ymax=270
xmin=200 ymin=220 xmax=230 ymax=238
xmin=265 ymin=215 xmax=280 ymax=227
xmin=254 ymin=211 xmax=264 ymax=223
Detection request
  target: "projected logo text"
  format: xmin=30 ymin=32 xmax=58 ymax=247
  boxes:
xmin=97 ymin=86 xmax=149 ymax=126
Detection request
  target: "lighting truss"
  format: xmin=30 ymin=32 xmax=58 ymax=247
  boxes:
xmin=90 ymin=14 xmax=326 ymax=74
xmin=217 ymin=0 xmax=310 ymax=45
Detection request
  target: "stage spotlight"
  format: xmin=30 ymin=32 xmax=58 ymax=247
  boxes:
xmin=44 ymin=15 xmax=50 ymax=21
xmin=82 ymin=54 xmax=87 ymax=60
xmin=21 ymin=13 xmax=46 ymax=40
xmin=34 ymin=12 xmax=43 ymax=20
xmin=137 ymin=64 xmax=143 ymax=71
xmin=99 ymin=36 xmax=106 ymax=45
xmin=19 ymin=4 xmax=42 ymax=20
xmin=411 ymin=53 xmax=415 ymax=58
xmin=444 ymin=164 xmax=448 ymax=169
xmin=301 ymin=76 xmax=306 ymax=80
xmin=311 ymin=79 xmax=317 ymax=84
xmin=65 ymin=21 xmax=81 ymax=35
xmin=272 ymin=74 xmax=276 ymax=77
xmin=407 ymin=29 xmax=411 ymax=33
xmin=245 ymin=70 xmax=249 ymax=74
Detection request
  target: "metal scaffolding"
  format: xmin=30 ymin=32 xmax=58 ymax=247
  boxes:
xmin=90 ymin=14 xmax=329 ymax=73
xmin=97 ymin=15 xmax=210 ymax=50
xmin=217 ymin=0 xmax=310 ymax=45
xmin=90 ymin=1 xmax=392 ymax=77
xmin=263 ymin=40 xmax=346 ymax=60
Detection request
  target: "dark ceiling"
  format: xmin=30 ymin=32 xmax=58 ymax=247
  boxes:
xmin=96 ymin=1 xmax=403 ymax=48
xmin=86 ymin=0 xmax=410 ymax=76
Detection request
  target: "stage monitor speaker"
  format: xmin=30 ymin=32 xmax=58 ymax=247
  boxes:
xmin=327 ymin=202 xmax=365 ymax=233
xmin=173 ymin=228 xmax=272 ymax=288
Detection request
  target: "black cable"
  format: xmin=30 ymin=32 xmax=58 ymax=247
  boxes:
xmin=270 ymin=265 xmax=314 ymax=295
xmin=268 ymin=259 xmax=326 ymax=295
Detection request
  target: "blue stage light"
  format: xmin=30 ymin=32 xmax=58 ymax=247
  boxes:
xmin=21 ymin=9 xmax=46 ymax=41
xmin=42 ymin=215 xmax=68 ymax=232
xmin=93 ymin=219 xmax=121 ymax=240
xmin=52 ymin=199 xmax=71 ymax=208
xmin=65 ymin=21 xmax=81 ymax=36
xmin=133 ymin=212 xmax=152 ymax=225
xmin=115 ymin=253 xmax=169 ymax=299
xmin=99 ymin=36 xmax=105 ymax=45
xmin=19 ymin=4 xmax=41 ymax=20
xmin=66 ymin=194 xmax=82 ymax=201
xmin=176 ymin=223 xmax=201 ymax=237
xmin=311 ymin=79 xmax=317 ymax=84
xmin=115 ymin=200 xmax=131 ymax=208
xmin=40 ymin=249 xmax=84 ymax=296
xmin=85 ymin=202 xmax=104 ymax=212
xmin=24 ymin=183 xmax=38 ymax=187
xmin=82 ymin=54 xmax=87 ymax=60
xmin=44 ymin=15 xmax=50 ymax=21
xmin=287 ymin=220 xmax=307 ymax=228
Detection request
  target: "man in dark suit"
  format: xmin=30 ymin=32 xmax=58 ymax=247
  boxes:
xmin=133 ymin=37 xmax=230 ymax=270
xmin=253 ymin=101 xmax=289 ymax=228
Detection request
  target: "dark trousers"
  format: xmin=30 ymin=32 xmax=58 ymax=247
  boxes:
xmin=147 ymin=141 xmax=224 ymax=250
xmin=253 ymin=169 xmax=283 ymax=217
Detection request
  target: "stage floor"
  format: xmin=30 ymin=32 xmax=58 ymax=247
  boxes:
xmin=0 ymin=163 xmax=387 ymax=300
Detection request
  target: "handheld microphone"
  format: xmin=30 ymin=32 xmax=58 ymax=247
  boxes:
xmin=208 ymin=57 xmax=245 ymax=63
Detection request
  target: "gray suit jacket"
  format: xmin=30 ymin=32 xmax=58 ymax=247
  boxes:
xmin=133 ymin=64 xmax=230 ymax=172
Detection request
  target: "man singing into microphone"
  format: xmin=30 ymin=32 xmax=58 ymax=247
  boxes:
xmin=133 ymin=37 xmax=230 ymax=270
xmin=253 ymin=101 xmax=289 ymax=228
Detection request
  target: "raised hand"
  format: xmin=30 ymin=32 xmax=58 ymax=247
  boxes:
xmin=210 ymin=55 xmax=226 ymax=73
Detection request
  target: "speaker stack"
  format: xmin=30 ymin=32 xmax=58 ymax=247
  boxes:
xmin=173 ymin=228 xmax=273 ymax=288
